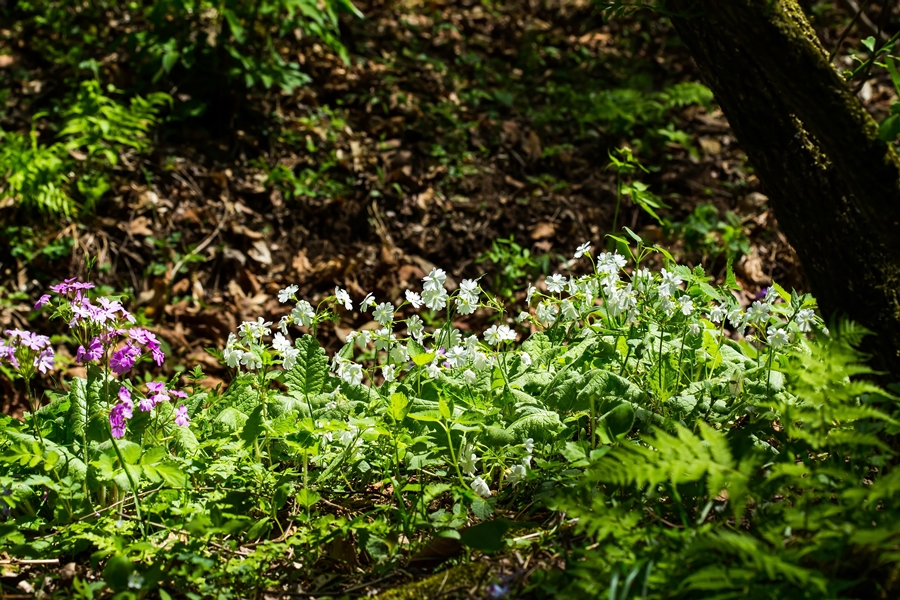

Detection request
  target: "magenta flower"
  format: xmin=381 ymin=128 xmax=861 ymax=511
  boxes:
xmin=130 ymin=328 xmax=165 ymax=365
xmin=50 ymin=278 xmax=95 ymax=295
xmin=110 ymin=344 xmax=140 ymax=376
xmin=34 ymin=347 xmax=55 ymax=374
xmin=170 ymin=390 xmax=188 ymax=400
xmin=146 ymin=381 xmax=170 ymax=407
xmin=34 ymin=294 xmax=51 ymax=310
xmin=174 ymin=404 xmax=190 ymax=427
xmin=75 ymin=337 xmax=104 ymax=363
xmin=138 ymin=397 xmax=154 ymax=412
xmin=109 ymin=403 xmax=128 ymax=438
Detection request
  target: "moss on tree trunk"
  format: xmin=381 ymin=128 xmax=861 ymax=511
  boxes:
xmin=668 ymin=0 xmax=900 ymax=377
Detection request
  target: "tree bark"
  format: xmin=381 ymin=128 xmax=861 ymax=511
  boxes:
xmin=667 ymin=0 xmax=900 ymax=378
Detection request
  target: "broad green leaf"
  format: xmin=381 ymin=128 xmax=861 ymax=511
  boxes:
xmin=389 ymin=393 xmax=410 ymax=422
xmin=595 ymin=402 xmax=635 ymax=444
xmin=285 ymin=335 xmax=328 ymax=397
xmin=507 ymin=410 xmax=563 ymax=443
xmin=576 ymin=370 xmax=646 ymax=414
xmin=215 ymin=407 xmax=249 ymax=432
xmin=480 ymin=425 xmax=515 ymax=448
xmin=240 ymin=405 xmax=267 ymax=446
xmin=297 ymin=488 xmax=320 ymax=508
xmin=459 ymin=519 xmax=513 ymax=553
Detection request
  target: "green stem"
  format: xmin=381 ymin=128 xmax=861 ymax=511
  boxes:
xmin=109 ymin=429 xmax=147 ymax=540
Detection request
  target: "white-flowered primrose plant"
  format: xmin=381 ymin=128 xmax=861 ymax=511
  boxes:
xmin=0 ymin=236 xmax=831 ymax=595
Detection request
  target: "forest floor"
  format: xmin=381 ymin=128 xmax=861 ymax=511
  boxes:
xmin=3 ymin=0 xmax=855 ymax=416
xmin=2 ymin=1 xmax=899 ymax=597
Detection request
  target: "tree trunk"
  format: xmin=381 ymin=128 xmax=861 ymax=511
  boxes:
xmin=668 ymin=0 xmax=900 ymax=378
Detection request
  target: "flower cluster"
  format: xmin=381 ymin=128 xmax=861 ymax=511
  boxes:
xmin=0 ymin=329 xmax=55 ymax=379
xmin=109 ymin=382 xmax=190 ymax=439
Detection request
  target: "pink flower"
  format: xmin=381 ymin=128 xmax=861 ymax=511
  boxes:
xmin=110 ymin=344 xmax=140 ymax=376
xmin=75 ymin=337 xmax=104 ymax=363
xmin=34 ymin=348 xmax=55 ymax=374
xmin=118 ymin=387 xmax=133 ymax=419
xmin=170 ymin=390 xmax=188 ymax=400
xmin=146 ymin=381 xmax=169 ymax=406
xmin=138 ymin=397 xmax=154 ymax=412
xmin=34 ymin=294 xmax=51 ymax=310
xmin=109 ymin=403 xmax=128 ymax=438
xmin=174 ymin=404 xmax=190 ymax=427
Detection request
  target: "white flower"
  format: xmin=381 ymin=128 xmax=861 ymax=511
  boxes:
xmin=422 ymin=268 xmax=447 ymax=291
xmin=709 ymin=303 xmax=727 ymax=323
xmin=524 ymin=438 xmax=534 ymax=453
xmin=239 ymin=318 xmax=271 ymax=345
xmin=658 ymin=268 xmax=682 ymax=298
xmin=445 ymin=345 xmax=467 ymax=368
xmin=526 ymin=285 xmax=537 ymax=305
xmin=460 ymin=444 xmax=478 ymax=475
xmin=455 ymin=294 xmax=477 ymax=315
xmin=277 ymin=315 xmax=290 ymax=335
xmin=633 ymin=268 xmax=652 ymax=293
xmin=390 ymin=344 xmax=409 ymax=364
xmin=338 ymin=425 xmax=359 ymax=445
xmin=459 ymin=279 xmax=480 ymax=300
xmin=746 ymin=300 xmax=771 ymax=322
xmin=360 ymin=293 xmax=376 ymax=312
xmin=507 ymin=464 xmax=527 ymax=485
xmin=470 ymin=476 xmax=491 ymax=498
xmin=224 ymin=347 xmax=244 ymax=369
xmin=241 ymin=350 xmax=262 ymax=370
xmin=546 ymin=274 xmax=566 ymax=293
xmin=767 ymin=326 xmax=790 ymax=348
xmin=764 ymin=287 xmax=779 ymax=304
xmin=373 ymin=302 xmax=394 ymax=326
xmin=341 ymin=362 xmax=364 ymax=386
xmin=517 ymin=311 xmax=531 ymax=322
xmin=484 ymin=325 xmax=515 ymax=346
xmin=226 ymin=332 xmax=238 ymax=350
xmin=407 ymin=315 xmax=424 ymax=341
xmin=282 ymin=347 xmax=299 ymax=370
xmin=272 ymin=332 xmax=292 ymax=353
xmin=536 ymin=301 xmax=558 ymax=324
xmin=659 ymin=296 xmax=675 ymax=316
xmin=127 ymin=571 xmax=145 ymax=590
xmin=727 ymin=308 xmax=745 ymax=329
xmin=422 ymin=287 xmax=448 ymax=311
xmin=325 ymin=401 xmax=337 ymax=411
xmin=292 ymin=300 xmax=315 ymax=327
xmin=426 ymin=363 xmax=441 ymax=378
xmin=795 ymin=308 xmax=815 ymax=332
xmin=374 ymin=328 xmax=395 ymax=352
xmin=680 ymin=297 xmax=694 ymax=316
xmin=433 ymin=327 xmax=462 ymax=349
xmin=334 ymin=287 xmax=352 ymax=311
xmin=607 ymin=285 xmax=636 ymax=317
xmin=473 ymin=352 xmax=493 ymax=371
xmin=689 ymin=322 xmax=701 ymax=336
xmin=278 ymin=285 xmax=299 ymax=304
xmin=405 ymin=290 xmax=423 ymax=309
xmin=382 ymin=364 xmax=395 ymax=382
xmin=596 ymin=251 xmax=626 ymax=275
xmin=463 ymin=368 xmax=477 ymax=384
xmin=574 ymin=241 xmax=592 ymax=259
xmin=560 ymin=300 xmax=578 ymax=321
xmin=520 ymin=352 xmax=532 ymax=366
